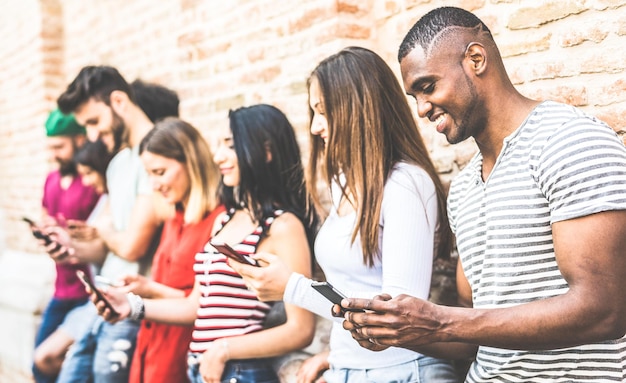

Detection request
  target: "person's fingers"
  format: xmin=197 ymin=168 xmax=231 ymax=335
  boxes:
xmin=331 ymin=303 xmax=343 ymax=317
xmin=342 ymin=296 xmax=390 ymax=313
xmin=227 ymin=258 xmax=258 ymax=278
xmin=252 ymin=251 xmax=278 ymax=264
xmin=50 ymin=245 xmax=71 ymax=262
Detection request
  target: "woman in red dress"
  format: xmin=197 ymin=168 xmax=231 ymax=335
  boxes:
xmin=120 ymin=117 xmax=223 ymax=383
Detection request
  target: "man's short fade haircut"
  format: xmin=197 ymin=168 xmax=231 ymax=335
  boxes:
xmin=57 ymin=65 xmax=134 ymax=114
xmin=398 ymin=6 xmax=493 ymax=62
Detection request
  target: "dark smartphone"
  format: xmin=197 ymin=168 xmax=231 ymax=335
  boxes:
xmin=76 ymin=270 xmax=119 ymax=317
xmin=22 ymin=217 xmax=54 ymax=246
xmin=311 ymin=281 xmax=363 ymax=312
xmin=210 ymin=240 xmax=259 ymax=266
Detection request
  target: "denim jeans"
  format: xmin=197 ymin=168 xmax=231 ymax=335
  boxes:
xmin=33 ymin=297 xmax=88 ymax=383
xmin=323 ymin=355 xmax=460 ymax=383
xmin=56 ymin=315 xmax=140 ymax=383
xmin=187 ymin=352 xmax=279 ymax=383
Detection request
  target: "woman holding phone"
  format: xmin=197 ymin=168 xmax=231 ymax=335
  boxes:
xmin=92 ymin=104 xmax=317 ymax=383
xmin=119 ymin=117 xmax=223 ymax=383
xmin=67 ymin=118 xmax=223 ymax=383
xmin=229 ymin=47 xmax=459 ymax=382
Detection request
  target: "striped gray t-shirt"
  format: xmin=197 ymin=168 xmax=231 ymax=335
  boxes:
xmin=448 ymin=101 xmax=626 ymax=382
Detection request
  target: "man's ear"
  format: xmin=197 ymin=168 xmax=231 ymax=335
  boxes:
xmin=464 ymin=42 xmax=487 ymax=76
xmin=73 ymin=134 xmax=86 ymax=148
xmin=109 ymin=90 xmax=130 ymax=114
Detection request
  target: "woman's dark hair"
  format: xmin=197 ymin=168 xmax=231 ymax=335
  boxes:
xmin=74 ymin=139 xmax=112 ymax=179
xmin=223 ymin=104 xmax=318 ymax=244
xmin=73 ymin=139 xmax=113 ymax=191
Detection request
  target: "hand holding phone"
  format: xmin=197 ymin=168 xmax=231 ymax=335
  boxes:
xmin=210 ymin=240 xmax=259 ymax=266
xmin=311 ymin=281 xmax=363 ymax=312
xmin=23 ymin=217 xmax=65 ymax=255
xmin=76 ymin=270 xmax=120 ymax=317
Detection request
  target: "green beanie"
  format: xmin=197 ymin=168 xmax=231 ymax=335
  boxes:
xmin=45 ymin=109 xmax=86 ymax=137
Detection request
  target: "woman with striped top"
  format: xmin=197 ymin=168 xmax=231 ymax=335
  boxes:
xmin=92 ymin=104 xmax=317 ymax=383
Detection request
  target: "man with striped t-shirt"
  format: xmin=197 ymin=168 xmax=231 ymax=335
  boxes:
xmin=341 ymin=6 xmax=626 ymax=382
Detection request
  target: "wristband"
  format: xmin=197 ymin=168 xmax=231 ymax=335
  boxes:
xmin=126 ymin=292 xmax=145 ymax=321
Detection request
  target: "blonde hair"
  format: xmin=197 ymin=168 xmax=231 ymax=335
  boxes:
xmin=139 ymin=117 xmax=220 ymax=223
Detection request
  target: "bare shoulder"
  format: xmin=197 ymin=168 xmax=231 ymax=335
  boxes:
xmin=260 ymin=212 xmax=311 ymax=275
xmin=210 ymin=210 xmax=230 ymax=237
xmin=267 ymin=211 xmax=307 ymax=238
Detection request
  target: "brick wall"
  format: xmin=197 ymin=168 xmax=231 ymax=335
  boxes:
xmin=0 ymin=0 xmax=625 ymax=380
xmin=2 ymin=0 xmax=625 ymax=256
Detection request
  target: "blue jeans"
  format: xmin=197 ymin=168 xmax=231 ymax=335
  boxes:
xmin=56 ymin=315 xmax=140 ymax=383
xmin=33 ymin=297 xmax=88 ymax=383
xmin=323 ymin=355 xmax=460 ymax=383
xmin=187 ymin=352 xmax=279 ymax=383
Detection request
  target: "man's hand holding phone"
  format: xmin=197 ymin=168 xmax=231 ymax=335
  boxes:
xmin=23 ymin=217 xmax=74 ymax=262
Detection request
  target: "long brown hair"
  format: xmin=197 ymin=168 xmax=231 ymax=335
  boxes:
xmin=306 ymin=46 xmax=452 ymax=266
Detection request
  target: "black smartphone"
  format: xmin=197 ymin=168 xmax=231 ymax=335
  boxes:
xmin=311 ymin=281 xmax=347 ymax=304
xmin=76 ymin=270 xmax=119 ymax=317
xmin=210 ymin=240 xmax=259 ymax=266
xmin=22 ymin=217 xmax=54 ymax=246
xmin=311 ymin=281 xmax=363 ymax=312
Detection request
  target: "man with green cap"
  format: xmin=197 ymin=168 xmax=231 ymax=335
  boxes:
xmin=32 ymin=108 xmax=100 ymax=383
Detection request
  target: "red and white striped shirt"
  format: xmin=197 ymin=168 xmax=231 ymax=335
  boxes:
xmin=189 ymin=209 xmax=282 ymax=353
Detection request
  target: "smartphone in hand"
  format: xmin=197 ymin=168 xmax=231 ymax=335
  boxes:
xmin=22 ymin=217 xmax=61 ymax=251
xmin=311 ymin=281 xmax=363 ymax=312
xmin=210 ymin=240 xmax=259 ymax=266
xmin=76 ymin=270 xmax=119 ymax=317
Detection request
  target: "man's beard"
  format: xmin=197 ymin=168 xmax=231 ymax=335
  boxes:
xmin=58 ymin=158 xmax=77 ymax=176
xmin=111 ymin=110 xmax=128 ymax=154
xmin=57 ymin=139 xmax=79 ymax=176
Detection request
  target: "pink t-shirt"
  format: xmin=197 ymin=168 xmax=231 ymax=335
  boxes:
xmin=42 ymin=170 xmax=100 ymax=299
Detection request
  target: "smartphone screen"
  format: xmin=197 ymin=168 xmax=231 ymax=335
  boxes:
xmin=76 ymin=270 xmax=119 ymax=316
xmin=210 ymin=240 xmax=259 ymax=266
xmin=311 ymin=281 xmax=346 ymax=304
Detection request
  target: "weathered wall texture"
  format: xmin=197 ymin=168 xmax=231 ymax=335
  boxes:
xmin=1 ymin=0 xmax=625 ymax=380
